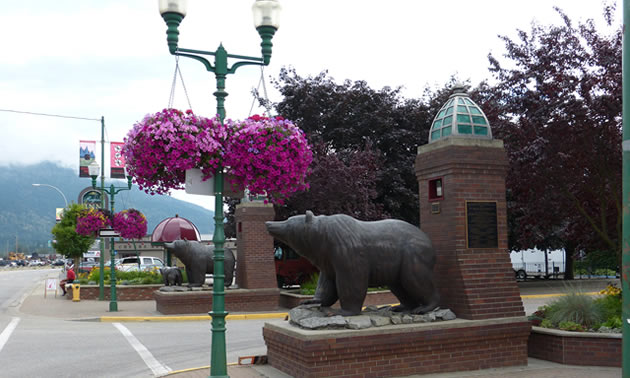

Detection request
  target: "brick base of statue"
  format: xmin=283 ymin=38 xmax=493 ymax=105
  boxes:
xmin=154 ymin=288 xmax=279 ymax=314
xmin=263 ymin=317 xmax=531 ymax=377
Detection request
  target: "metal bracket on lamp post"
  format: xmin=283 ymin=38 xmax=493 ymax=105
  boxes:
xmin=91 ymin=175 xmax=133 ymax=312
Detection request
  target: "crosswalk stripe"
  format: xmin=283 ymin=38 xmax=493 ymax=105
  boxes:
xmin=0 ymin=317 xmax=20 ymax=353
xmin=113 ymin=322 xmax=171 ymax=377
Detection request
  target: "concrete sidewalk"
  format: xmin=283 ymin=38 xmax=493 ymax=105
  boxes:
xmin=166 ymin=358 xmax=621 ymax=378
xmin=17 ymin=271 xmax=622 ymax=377
xmin=18 ymin=270 xmax=288 ymax=321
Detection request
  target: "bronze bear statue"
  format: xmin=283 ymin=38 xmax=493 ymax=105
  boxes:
xmin=266 ymin=211 xmax=439 ymax=316
xmin=163 ymin=240 xmax=235 ymax=288
xmin=159 ymin=266 xmax=183 ymax=286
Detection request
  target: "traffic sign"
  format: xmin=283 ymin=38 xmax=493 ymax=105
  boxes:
xmin=99 ymin=229 xmax=120 ymax=237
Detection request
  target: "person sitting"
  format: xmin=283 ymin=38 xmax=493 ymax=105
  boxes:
xmin=60 ymin=266 xmax=76 ymax=296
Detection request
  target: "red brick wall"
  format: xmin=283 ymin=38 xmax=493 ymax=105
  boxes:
xmin=264 ymin=319 xmax=531 ymax=377
xmin=415 ymin=140 xmax=524 ymax=320
xmin=528 ymin=328 xmax=621 ymax=367
xmin=66 ymin=285 xmax=160 ymax=301
xmin=235 ymin=203 xmax=277 ymax=289
xmin=154 ymin=288 xmax=280 ymax=314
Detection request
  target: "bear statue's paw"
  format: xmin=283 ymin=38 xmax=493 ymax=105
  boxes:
xmin=391 ymin=304 xmax=410 ymax=313
xmin=300 ymin=298 xmax=322 ymax=305
xmin=410 ymin=304 xmax=440 ymax=315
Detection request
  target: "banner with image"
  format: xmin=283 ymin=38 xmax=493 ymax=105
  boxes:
xmin=79 ymin=140 xmax=96 ymax=177
xmin=110 ymin=142 xmax=126 ymax=178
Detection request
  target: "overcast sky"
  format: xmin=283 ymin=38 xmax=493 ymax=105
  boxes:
xmin=0 ymin=1 xmax=619 ymax=210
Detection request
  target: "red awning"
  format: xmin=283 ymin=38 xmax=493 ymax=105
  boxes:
xmin=151 ymin=215 xmax=201 ymax=243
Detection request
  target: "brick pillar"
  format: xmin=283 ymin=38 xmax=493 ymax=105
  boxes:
xmin=235 ymin=202 xmax=277 ymax=289
xmin=415 ymin=138 xmax=524 ymax=320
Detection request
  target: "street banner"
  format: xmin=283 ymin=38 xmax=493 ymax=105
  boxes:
xmin=79 ymin=140 xmax=96 ymax=177
xmin=55 ymin=208 xmax=64 ymax=222
xmin=110 ymin=142 xmax=126 ymax=178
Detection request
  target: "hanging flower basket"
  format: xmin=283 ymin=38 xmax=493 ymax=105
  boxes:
xmin=224 ymin=115 xmax=312 ymax=205
xmin=112 ymin=209 xmax=148 ymax=239
xmin=123 ymin=109 xmax=227 ymax=195
xmin=76 ymin=208 xmax=111 ymax=237
xmin=124 ymin=110 xmax=312 ymax=204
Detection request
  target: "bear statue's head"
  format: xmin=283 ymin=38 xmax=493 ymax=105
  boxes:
xmin=265 ymin=210 xmax=315 ymax=252
xmin=164 ymin=239 xmax=189 ymax=253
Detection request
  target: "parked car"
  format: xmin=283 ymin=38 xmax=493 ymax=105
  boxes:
xmin=52 ymin=259 xmax=65 ymax=266
xmin=0 ymin=260 xmax=9 ymax=266
xmin=117 ymin=256 xmax=165 ymax=272
xmin=78 ymin=261 xmax=97 ymax=273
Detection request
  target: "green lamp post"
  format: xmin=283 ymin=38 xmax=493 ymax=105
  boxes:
xmin=89 ymin=161 xmax=133 ymax=312
xmin=158 ymin=1 xmax=281 ymax=376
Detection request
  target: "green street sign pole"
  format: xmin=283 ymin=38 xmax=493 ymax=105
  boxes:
xmin=623 ymin=1 xmax=630 ymax=376
xmin=99 ymin=116 xmax=106 ymax=301
xmin=91 ymin=174 xmax=133 ymax=312
xmin=159 ymin=2 xmax=279 ymax=376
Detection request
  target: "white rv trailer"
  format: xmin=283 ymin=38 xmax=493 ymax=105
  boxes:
xmin=510 ymin=249 xmax=565 ymax=279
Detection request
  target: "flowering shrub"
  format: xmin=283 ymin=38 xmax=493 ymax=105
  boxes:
xmin=224 ymin=115 xmax=312 ymax=204
xmin=123 ymin=109 xmax=227 ymax=195
xmin=113 ymin=209 xmax=147 ymax=239
xmin=599 ymin=284 xmax=621 ymax=297
xmin=529 ymin=285 xmax=623 ymax=333
xmin=76 ymin=208 xmax=111 ymax=237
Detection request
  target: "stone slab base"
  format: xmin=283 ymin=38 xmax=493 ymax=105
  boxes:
xmin=263 ymin=316 xmax=530 ymax=377
xmin=528 ymin=327 xmax=621 ymax=367
xmin=154 ymin=288 xmax=280 ymax=314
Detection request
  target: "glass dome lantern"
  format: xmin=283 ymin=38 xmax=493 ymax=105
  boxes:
xmin=428 ymin=84 xmax=492 ymax=143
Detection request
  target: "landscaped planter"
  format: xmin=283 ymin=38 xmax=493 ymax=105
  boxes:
xmin=279 ymin=289 xmax=398 ymax=309
xmin=528 ymin=326 xmax=621 ymax=367
xmin=66 ymin=284 xmax=161 ymax=301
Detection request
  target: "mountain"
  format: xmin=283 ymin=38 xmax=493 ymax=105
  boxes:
xmin=0 ymin=161 xmax=215 ymax=256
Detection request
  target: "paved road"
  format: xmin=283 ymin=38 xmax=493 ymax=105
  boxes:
xmin=0 ymin=268 xmax=619 ymax=377
xmin=0 ymin=268 xmax=267 ymax=377
xmin=0 ymin=268 xmax=51 ymax=314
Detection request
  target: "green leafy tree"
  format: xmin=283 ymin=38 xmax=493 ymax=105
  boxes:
xmin=481 ymin=5 xmax=621 ymax=275
xmin=271 ymin=68 xmax=437 ymax=225
xmin=274 ymin=142 xmax=386 ymax=221
xmin=51 ymin=203 xmax=95 ymax=267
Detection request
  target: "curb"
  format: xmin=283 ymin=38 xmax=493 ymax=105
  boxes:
xmin=521 ymin=291 xmax=600 ymax=299
xmin=98 ymin=312 xmax=288 ymax=322
xmin=69 ymin=292 xmax=602 ymax=322
xmin=166 ymin=362 xmax=238 ymax=376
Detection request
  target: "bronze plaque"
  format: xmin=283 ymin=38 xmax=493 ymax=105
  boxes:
xmin=466 ymin=201 xmax=498 ymax=248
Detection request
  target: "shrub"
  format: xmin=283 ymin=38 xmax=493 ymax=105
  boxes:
xmin=546 ymin=289 xmax=603 ymax=329
xmin=539 ymin=319 xmax=553 ymax=328
xmin=602 ymin=315 xmax=622 ymax=329
xmin=558 ymin=321 xmax=585 ymax=332
xmin=82 ymin=267 xmax=162 ymax=285
xmin=298 ymin=272 xmax=388 ymax=296
xmin=300 ymin=273 xmax=319 ymax=295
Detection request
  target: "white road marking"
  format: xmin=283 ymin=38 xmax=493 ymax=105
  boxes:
xmin=0 ymin=317 xmax=20 ymax=352
xmin=113 ymin=322 xmax=171 ymax=377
